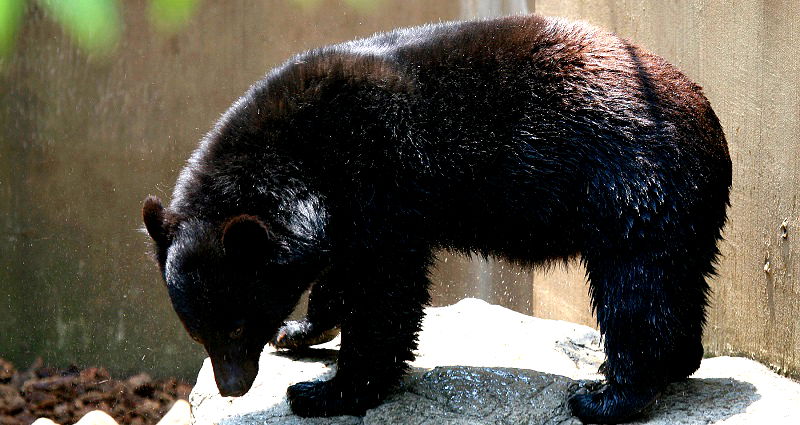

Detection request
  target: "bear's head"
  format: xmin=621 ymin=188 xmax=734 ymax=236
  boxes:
xmin=142 ymin=196 xmax=312 ymax=396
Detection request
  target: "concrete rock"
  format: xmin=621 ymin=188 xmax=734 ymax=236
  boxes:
xmin=157 ymin=400 xmax=192 ymax=425
xmin=73 ymin=410 xmax=119 ymax=425
xmin=190 ymin=299 xmax=800 ymax=425
xmin=30 ymin=419 xmax=60 ymax=425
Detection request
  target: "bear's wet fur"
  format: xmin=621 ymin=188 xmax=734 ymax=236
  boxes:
xmin=143 ymin=14 xmax=731 ymax=424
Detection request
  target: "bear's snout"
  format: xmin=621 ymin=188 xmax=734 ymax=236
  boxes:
xmin=217 ymin=375 xmax=250 ymax=397
xmin=209 ymin=353 xmax=258 ymax=398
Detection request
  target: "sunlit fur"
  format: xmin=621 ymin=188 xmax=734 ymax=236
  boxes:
xmin=143 ymin=14 xmax=731 ymax=424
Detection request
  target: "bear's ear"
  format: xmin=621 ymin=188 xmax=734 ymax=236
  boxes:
xmin=222 ymin=215 xmax=275 ymax=259
xmin=142 ymin=195 xmax=171 ymax=247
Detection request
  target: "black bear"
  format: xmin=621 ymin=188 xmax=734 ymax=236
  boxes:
xmin=142 ymin=14 xmax=731 ymax=424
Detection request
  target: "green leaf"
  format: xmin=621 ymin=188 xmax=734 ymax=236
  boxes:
xmin=0 ymin=0 xmax=26 ymax=57
xmin=38 ymin=0 xmax=122 ymax=56
xmin=149 ymin=0 xmax=201 ymax=34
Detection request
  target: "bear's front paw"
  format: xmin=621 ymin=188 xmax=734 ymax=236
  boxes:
xmin=287 ymin=379 xmax=381 ymax=417
xmin=287 ymin=380 xmax=343 ymax=417
xmin=568 ymin=381 xmax=659 ymax=424
xmin=270 ymin=320 xmax=340 ymax=350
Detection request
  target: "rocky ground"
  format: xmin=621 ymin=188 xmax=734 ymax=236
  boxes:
xmin=191 ymin=299 xmax=800 ymax=425
xmin=0 ymin=358 xmax=192 ymax=425
xmin=7 ymin=299 xmax=800 ymax=425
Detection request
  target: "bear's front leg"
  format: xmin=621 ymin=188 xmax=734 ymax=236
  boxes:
xmin=286 ymin=246 xmax=432 ymax=417
xmin=271 ymin=275 xmax=343 ymax=350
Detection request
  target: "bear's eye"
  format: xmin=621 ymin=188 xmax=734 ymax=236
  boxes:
xmin=229 ymin=326 xmax=244 ymax=339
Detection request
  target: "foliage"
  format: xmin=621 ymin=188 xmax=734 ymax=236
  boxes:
xmin=0 ymin=0 xmax=385 ymax=60
xmin=149 ymin=0 xmax=201 ymax=33
xmin=38 ymin=0 xmax=123 ymax=56
xmin=0 ymin=0 xmax=200 ymax=58
xmin=0 ymin=0 xmax=25 ymax=56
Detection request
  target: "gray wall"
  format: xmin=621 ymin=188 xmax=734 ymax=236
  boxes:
xmin=0 ymin=0 xmax=462 ymax=379
xmin=2 ymin=0 xmax=798 ymax=380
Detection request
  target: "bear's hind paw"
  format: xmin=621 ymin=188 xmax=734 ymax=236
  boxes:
xmin=567 ymin=381 xmax=660 ymax=424
xmin=270 ymin=320 xmax=340 ymax=350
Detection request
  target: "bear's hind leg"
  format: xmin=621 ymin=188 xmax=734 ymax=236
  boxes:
xmin=568 ymin=254 xmax=709 ymax=424
xmin=271 ymin=276 xmax=343 ymax=350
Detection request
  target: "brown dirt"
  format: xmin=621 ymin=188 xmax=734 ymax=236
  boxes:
xmin=0 ymin=358 xmax=192 ymax=425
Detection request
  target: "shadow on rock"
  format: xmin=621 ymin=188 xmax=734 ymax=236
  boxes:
xmin=373 ymin=367 xmax=760 ymax=425
xmin=273 ymin=348 xmax=340 ymax=364
xmin=632 ymin=377 xmax=759 ymax=424
xmin=213 ymin=362 xmax=760 ymax=425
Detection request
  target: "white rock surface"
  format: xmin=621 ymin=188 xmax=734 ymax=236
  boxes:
xmin=30 ymin=419 xmax=60 ymax=425
xmin=190 ymin=298 xmax=800 ymax=425
xmin=157 ymin=400 xmax=192 ymax=425
xmin=73 ymin=410 xmax=119 ymax=425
